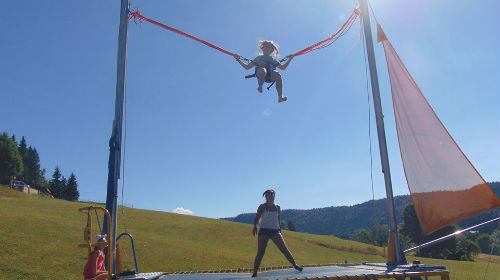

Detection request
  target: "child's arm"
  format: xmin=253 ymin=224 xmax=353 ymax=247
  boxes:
xmin=276 ymin=55 xmax=294 ymax=70
xmin=233 ymin=54 xmax=255 ymax=70
xmin=90 ymin=251 xmax=98 ymax=276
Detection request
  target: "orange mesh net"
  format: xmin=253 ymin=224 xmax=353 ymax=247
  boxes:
xmin=377 ymin=25 xmax=499 ymax=235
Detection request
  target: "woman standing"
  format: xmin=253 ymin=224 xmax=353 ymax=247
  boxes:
xmin=252 ymin=189 xmax=303 ymax=277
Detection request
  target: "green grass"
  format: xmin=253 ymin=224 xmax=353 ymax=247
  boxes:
xmin=0 ymin=185 xmax=498 ymax=279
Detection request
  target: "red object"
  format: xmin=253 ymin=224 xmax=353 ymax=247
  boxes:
xmin=293 ymin=8 xmax=360 ymax=57
xmin=129 ymin=8 xmax=360 ymax=60
xmin=379 ymin=24 xmax=500 ymax=234
xmin=83 ymin=251 xmax=105 ymax=279
xmin=130 ymin=11 xmax=235 ymax=56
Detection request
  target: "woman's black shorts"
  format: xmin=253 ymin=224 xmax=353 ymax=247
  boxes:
xmin=258 ymin=228 xmax=281 ymax=238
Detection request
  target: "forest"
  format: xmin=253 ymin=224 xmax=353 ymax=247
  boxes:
xmin=0 ymin=132 xmax=80 ymax=201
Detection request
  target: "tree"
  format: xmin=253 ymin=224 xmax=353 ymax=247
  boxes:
xmin=280 ymin=220 xmax=289 ymax=230
xmin=491 ymin=230 xmax=500 ymax=255
xmin=18 ymin=136 xmax=27 ymax=160
xmin=398 ymin=203 xmax=457 ymax=259
xmin=63 ymin=173 xmax=79 ymax=201
xmin=0 ymin=133 xmax=24 ymax=184
xmin=15 ymin=137 xmax=43 ymax=186
xmin=399 ymin=203 xmax=422 ymax=243
xmin=61 ymin=176 xmax=67 ymax=198
xmin=23 ymin=147 xmax=43 ymax=187
xmin=370 ymin=224 xmax=389 ymax=246
xmin=49 ymin=166 xmax=63 ymax=199
xmin=453 ymin=236 xmax=480 ymax=261
xmin=477 ymin=234 xmax=491 ymax=253
xmin=287 ymin=220 xmax=296 ymax=231
xmin=352 ymin=229 xmax=372 ymax=244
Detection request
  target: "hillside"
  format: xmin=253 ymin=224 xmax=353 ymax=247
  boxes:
xmin=224 ymin=182 xmax=500 ymax=238
xmin=1 ymin=185 xmax=498 ymax=280
xmin=0 ymin=185 xmax=383 ymax=279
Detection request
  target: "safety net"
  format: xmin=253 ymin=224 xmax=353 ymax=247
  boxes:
xmin=377 ymin=25 xmax=499 ymax=235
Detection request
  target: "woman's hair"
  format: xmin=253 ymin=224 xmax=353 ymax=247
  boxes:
xmin=258 ymin=39 xmax=280 ymax=57
xmin=262 ymin=189 xmax=276 ymax=197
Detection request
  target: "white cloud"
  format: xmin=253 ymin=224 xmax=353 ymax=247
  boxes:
xmin=172 ymin=207 xmax=194 ymax=215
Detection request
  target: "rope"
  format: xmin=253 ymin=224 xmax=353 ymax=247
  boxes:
xmin=129 ymin=8 xmax=360 ymax=64
xmin=95 ymin=208 xmax=102 ymax=233
xmin=129 ymin=10 xmax=236 ymax=57
xmin=289 ymin=8 xmax=360 ymax=59
xmin=86 ymin=207 xmax=92 ymax=242
xmin=367 ymin=0 xmax=380 ymax=25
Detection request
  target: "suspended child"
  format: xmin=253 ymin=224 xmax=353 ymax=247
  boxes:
xmin=234 ymin=40 xmax=294 ymax=103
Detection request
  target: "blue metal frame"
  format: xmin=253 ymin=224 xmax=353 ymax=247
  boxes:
xmin=117 ymin=232 xmax=139 ymax=273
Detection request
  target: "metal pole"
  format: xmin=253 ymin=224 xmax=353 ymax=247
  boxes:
xmin=104 ymin=0 xmax=129 ymax=274
xmin=359 ymin=0 xmax=406 ymax=265
xmin=404 ymin=217 xmax=500 ymax=254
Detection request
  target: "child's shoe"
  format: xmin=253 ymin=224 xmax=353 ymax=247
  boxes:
xmin=278 ymin=96 xmax=288 ymax=103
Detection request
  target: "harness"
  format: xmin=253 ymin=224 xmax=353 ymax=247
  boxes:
xmin=245 ymin=60 xmax=277 ymax=90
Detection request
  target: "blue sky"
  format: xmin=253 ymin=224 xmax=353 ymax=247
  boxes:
xmin=2 ymin=0 xmax=499 ymax=218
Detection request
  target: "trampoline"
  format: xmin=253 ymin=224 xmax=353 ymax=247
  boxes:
xmin=119 ymin=263 xmax=449 ymax=280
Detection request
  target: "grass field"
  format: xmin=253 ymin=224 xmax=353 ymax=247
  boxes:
xmin=0 ymin=185 xmax=498 ymax=279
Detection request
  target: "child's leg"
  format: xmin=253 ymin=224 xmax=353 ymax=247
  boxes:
xmin=269 ymin=71 xmax=286 ymax=102
xmin=256 ymin=67 xmax=267 ymax=93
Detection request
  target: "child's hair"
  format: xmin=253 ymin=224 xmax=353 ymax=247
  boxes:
xmin=262 ymin=189 xmax=276 ymax=197
xmin=258 ymin=39 xmax=280 ymax=57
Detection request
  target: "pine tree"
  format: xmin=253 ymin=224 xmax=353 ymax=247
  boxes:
xmin=63 ymin=173 xmax=79 ymax=201
xmin=0 ymin=133 xmax=24 ymax=184
xmin=61 ymin=176 xmax=67 ymax=198
xmin=23 ymin=147 xmax=42 ymax=187
xmin=287 ymin=220 xmax=296 ymax=231
xmin=49 ymin=166 xmax=63 ymax=198
xmin=18 ymin=136 xmax=30 ymax=183
xmin=18 ymin=136 xmax=27 ymax=159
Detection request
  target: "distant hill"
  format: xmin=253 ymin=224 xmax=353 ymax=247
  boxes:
xmin=223 ymin=182 xmax=500 ymax=238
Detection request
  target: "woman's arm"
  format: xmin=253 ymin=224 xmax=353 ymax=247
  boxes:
xmin=277 ymin=205 xmax=281 ymax=230
xmin=276 ymin=55 xmax=294 ymax=70
xmin=233 ymin=54 xmax=255 ymax=70
xmin=253 ymin=204 xmax=264 ymax=236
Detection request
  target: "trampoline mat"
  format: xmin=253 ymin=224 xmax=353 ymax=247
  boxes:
xmin=156 ymin=263 xmax=447 ymax=280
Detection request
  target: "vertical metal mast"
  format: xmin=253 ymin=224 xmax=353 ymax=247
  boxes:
xmin=359 ymin=0 xmax=406 ymax=265
xmin=104 ymin=0 xmax=129 ymax=273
